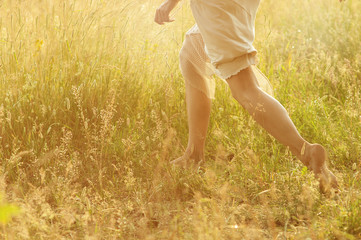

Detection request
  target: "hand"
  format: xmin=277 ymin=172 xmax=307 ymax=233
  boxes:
xmin=154 ymin=0 xmax=179 ymax=25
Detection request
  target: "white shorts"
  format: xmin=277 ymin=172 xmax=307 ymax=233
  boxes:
xmin=190 ymin=0 xmax=261 ymax=80
xmin=179 ymin=0 xmax=272 ymax=99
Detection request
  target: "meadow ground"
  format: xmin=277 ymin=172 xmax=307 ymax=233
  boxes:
xmin=0 ymin=0 xmax=360 ymax=239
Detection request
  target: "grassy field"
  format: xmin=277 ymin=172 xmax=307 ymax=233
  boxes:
xmin=0 ymin=0 xmax=360 ymax=239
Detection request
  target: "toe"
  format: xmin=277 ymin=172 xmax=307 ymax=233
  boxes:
xmin=319 ymin=167 xmax=339 ymax=195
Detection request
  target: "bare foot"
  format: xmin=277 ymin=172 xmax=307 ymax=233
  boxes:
xmin=302 ymin=144 xmax=339 ymax=194
xmin=170 ymin=153 xmax=203 ymax=170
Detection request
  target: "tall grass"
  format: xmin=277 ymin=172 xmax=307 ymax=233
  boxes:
xmin=0 ymin=0 xmax=360 ymax=239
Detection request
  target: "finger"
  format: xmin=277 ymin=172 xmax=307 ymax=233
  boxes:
xmin=157 ymin=10 xmax=164 ymax=25
xmin=161 ymin=10 xmax=173 ymax=23
xmin=164 ymin=15 xmax=173 ymax=23
xmin=154 ymin=10 xmax=160 ymax=24
xmin=163 ymin=13 xmax=174 ymax=23
xmin=159 ymin=10 xmax=167 ymax=23
xmin=154 ymin=10 xmax=164 ymax=25
xmin=156 ymin=10 xmax=162 ymax=25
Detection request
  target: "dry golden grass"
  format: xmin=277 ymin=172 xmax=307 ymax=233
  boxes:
xmin=0 ymin=0 xmax=361 ymax=239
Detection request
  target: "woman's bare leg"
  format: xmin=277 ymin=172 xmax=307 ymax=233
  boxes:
xmin=171 ymin=82 xmax=211 ymax=167
xmin=226 ymin=67 xmax=338 ymax=191
xmin=172 ymin=33 xmax=212 ymax=168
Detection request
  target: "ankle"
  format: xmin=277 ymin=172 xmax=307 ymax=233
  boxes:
xmin=298 ymin=141 xmax=311 ymax=165
xmin=301 ymin=143 xmax=327 ymax=172
xmin=185 ymin=145 xmax=204 ymax=162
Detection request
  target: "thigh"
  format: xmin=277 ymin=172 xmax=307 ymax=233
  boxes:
xmin=180 ymin=30 xmax=214 ymax=78
xmin=180 ymin=29 xmax=216 ymax=99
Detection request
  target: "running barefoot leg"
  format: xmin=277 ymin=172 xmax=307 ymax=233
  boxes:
xmin=171 ymin=82 xmax=211 ymax=168
xmin=172 ymin=34 xmax=212 ymax=168
xmin=226 ymin=67 xmax=338 ymax=191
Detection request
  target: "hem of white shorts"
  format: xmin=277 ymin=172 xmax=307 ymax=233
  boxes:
xmin=216 ymin=52 xmax=257 ymax=80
